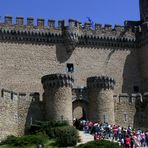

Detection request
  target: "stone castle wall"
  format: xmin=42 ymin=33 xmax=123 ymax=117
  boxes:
xmin=17 ymin=92 xmax=43 ymax=135
xmin=0 ymin=89 xmax=43 ymax=140
xmin=0 ymin=90 xmax=18 ymax=140
xmin=114 ymin=93 xmax=137 ymax=128
xmin=0 ymin=11 xmax=147 ymax=140
xmin=72 ymin=87 xmax=148 ymax=129
xmin=0 ymin=42 xmax=141 ymax=95
xmin=0 ymin=16 xmax=141 ymax=95
xmin=138 ymin=44 xmax=148 ymax=92
xmin=72 ymin=87 xmax=88 ymax=119
xmin=114 ymin=92 xmax=148 ymax=128
xmin=0 ymin=86 xmax=148 ymax=141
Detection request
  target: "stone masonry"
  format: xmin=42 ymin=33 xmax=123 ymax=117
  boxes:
xmin=0 ymin=0 xmax=148 ymax=141
xmin=87 ymin=76 xmax=115 ymax=124
xmin=41 ymin=74 xmax=74 ymax=124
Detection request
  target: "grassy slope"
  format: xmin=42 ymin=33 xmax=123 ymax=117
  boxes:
xmin=0 ymin=139 xmax=57 ymax=148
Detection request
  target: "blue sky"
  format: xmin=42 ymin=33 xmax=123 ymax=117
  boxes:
xmin=0 ymin=0 xmax=139 ymax=26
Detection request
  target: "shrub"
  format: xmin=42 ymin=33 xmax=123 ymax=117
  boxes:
xmin=53 ymin=126 xmax=79 ymax=147
xmin=30 ymin=120 xmax=69 ymax=134
xmin=0 ymin=133 xmax=48 ymax=147
xmin=75 ymin=140 xmax=121 ymax=148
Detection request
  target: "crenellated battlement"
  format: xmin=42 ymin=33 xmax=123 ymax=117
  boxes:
xmin=0 ymin=16 xmax=137 ymax=48
xmin=41 ymin=73 xmax=74 ymax=89
xmin=1 ymin=89 xmax=18 ymax=101
xmin=0 ymin=16 xmax=130 ymax=31
xmin=0 ymin=88 xmax=41 ymax=102
xmin=114 ymin=93 xmax=143 ymax=105
xmin=87 ymin=76 xmax=115 ymax=89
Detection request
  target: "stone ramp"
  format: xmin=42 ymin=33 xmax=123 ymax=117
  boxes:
xmin=77 ymin=131 xmax=148 ymax=148
xmin=77 ymin=131 xmax=94 ymax=145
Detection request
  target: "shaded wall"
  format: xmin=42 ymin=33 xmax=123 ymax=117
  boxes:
xmin=138 ymin=44 xmax=148 ymax=92
xmin=0 ymin=42 xmax=140 ymax=95
xmin=0 ymin=89 xmax=43 ymax=140
xmin=0 ymin=90 xmax=18 ymax=140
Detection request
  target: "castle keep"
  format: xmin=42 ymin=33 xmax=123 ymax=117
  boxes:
xmin=0 ymin=0 xmax=148 ymax=140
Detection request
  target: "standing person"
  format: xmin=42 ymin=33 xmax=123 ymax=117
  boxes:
xmin=118 ymin=126 xmax=122 ymax=141
xmin=145 ymin=131 xmax=148 ymax=147
xmin=88 ymin=121 xmax=93 ymax=133
xmin=140 ymin=131 xmax=146 ymax=147
xmin=120 ymin=137 xmax=125 ymax=148
xmin=130 ymin=136 xmax=134 ymax=148
xmin=94 ymin=132 xmax=101 ymax=141
xmin=113 ymin=125 xmax=118 ymax=141
xmin=125 ymin=135 xmax=131 ymax=148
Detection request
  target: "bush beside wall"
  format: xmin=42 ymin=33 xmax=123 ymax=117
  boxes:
xmin=75 ymin=140 xmax=121 ymax=148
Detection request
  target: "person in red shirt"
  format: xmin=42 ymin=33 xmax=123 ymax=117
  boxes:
xmin=125 ymin=135 xmax=131 ymax=148
xmin=94 ymin=132 xmax=101 ymax=140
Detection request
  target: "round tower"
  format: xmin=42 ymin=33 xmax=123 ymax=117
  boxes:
xmin=41 ymin=74 xmax=74 ymax=124
xmin=87 ymin=76 xmax=115 ymax=124
xmin=140 ymin=0 xmax=148 ymax=22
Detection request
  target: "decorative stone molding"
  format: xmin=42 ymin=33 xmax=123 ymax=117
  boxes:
xmin=87 ymin=76 xmax=115 ymax=89
xmin=63 ymin=29 xmax=79 ymax=53
xmin=72 ymin=87 xmax=88 ymax=102
xmin=41 ymin=73 xmax=74 ymax=89
xmin=63 ymin=19 xmax=79 ymax=53
xmin=0 ymin=16 xmax=138 ymax=48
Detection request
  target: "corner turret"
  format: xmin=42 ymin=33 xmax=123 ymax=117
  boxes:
xmin=140 ymin=0 xmax=148 ymax=22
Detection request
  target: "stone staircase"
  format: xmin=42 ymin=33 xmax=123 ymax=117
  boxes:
xmin=77 ymin=131 xmax=94 ymax=145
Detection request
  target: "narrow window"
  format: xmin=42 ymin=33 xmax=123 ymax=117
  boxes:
xmin=139 ymin=112 xmax=144 ymax=124
xmin=129 ymin=97 xmax=132 ymax=103
xmin=1 ymin=89 xmax=4 ymax=97
xmin=124 ymin=113 xmax=128 ymax=122
xmin=11 ymin=92 xmax=13 ymax=100
xmin=30 ymin=117 xmax=32 ymax=125
xmin=103 ymin=114 xmax=108 ymax=123
xmin=66 ymin=63 xmax=74 ymax=73
xmin=133 ymin=86 xmax=139 ymax=93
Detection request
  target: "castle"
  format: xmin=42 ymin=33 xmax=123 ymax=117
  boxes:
xmin=0 ymin=0 xmax=148 ymax=140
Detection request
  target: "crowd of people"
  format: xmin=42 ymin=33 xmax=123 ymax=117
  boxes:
xmin=73 ymin=119 xmax=148 ymax=148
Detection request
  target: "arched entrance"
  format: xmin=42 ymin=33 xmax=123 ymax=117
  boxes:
xmin=72 ymin=99 xmax=88 ymax=120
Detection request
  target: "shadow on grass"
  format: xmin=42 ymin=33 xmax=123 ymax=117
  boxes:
xmin=0 ymin=140 xmax=59 ymax=148
xmin=44 ymin=140 xmax=59 ymax=148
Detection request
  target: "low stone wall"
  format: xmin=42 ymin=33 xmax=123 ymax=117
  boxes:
xmin=0 ymin=89 xmax=43 ymax=140
xmin=0 ymin=90 xmax=18 ymax=140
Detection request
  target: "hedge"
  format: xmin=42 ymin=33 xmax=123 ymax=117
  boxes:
xmin=0 ymin=133 xmax=48 ymax=147
xmin=53 ymin=126 xmax=79 ymax=147
xmin=75 ymin=140 xmax=121 ymax=148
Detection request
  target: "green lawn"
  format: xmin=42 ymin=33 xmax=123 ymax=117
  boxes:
xmin=0 ymin=139 xmax=58 ymax=148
